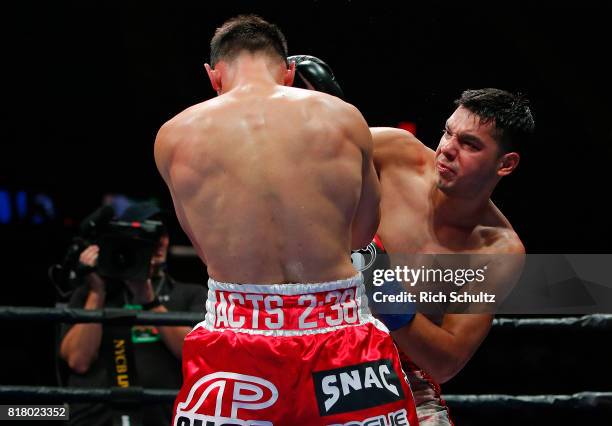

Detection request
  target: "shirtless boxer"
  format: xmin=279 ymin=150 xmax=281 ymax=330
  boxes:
xmin=154 ymin=15 xmax=418 ymax=426
xmin=372 ymin=88 xmax=534 ymax=425
xmin=288 ymin=57 xmax=532 ymax=424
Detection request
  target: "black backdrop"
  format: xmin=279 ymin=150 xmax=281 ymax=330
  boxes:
xmin=1 ymin=2 xmax=611 ymax=393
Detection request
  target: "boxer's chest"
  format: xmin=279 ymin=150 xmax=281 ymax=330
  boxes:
xmin=378 ymin=168 xmax=487 ymax=254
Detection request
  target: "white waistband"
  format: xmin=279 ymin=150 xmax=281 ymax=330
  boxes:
xmin=194 ymin=272 xmax=389 ymax=336
xmin=207 ymin=273 xmax=364 ymax=295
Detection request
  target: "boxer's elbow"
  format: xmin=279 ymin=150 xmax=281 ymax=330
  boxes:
xmin=430 ymin=361 xmax=461 ymax=384
xmin=351 ymin=227 xmax=375 ymax=251
xmin=428 ymin=349 xmax=472 ymax=384
xmin=351 ymin=233 xmax=373 ymax=252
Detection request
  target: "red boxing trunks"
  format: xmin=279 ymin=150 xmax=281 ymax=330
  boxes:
xmin=173 ymin=274 xmax=419 ymax=426
xmin=399 ymin=352 xmax=452 ymax=426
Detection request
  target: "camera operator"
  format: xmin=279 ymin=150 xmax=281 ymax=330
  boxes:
xmin=59 ymin=203 xmax=206 ymax=426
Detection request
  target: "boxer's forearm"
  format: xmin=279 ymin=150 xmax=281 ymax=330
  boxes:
xmin=390 ymin=314 xmax=460 ymax=383
xmin=390 ymin=313 xmax=493 ymax=384
xmin=60 ymin=290 xmax=105 ymax=374
xmin=149 ymin=304 xmax=191 ymax=359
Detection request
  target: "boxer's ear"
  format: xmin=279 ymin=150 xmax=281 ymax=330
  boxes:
xmin=205 ymin=63 xmax=222 ymax=94
xmin=498 ymin=152 xmax=520 ymax=176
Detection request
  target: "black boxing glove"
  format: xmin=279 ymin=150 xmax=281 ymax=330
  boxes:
xmin=288 ymin=55 xmax=345 ymax=99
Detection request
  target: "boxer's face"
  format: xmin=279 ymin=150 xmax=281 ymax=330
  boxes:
xmin=435 ymin=107 xmax=514 ymax=196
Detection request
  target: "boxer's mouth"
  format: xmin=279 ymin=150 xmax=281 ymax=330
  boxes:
xmin=436 ymin=161 xmax=456 ymax=176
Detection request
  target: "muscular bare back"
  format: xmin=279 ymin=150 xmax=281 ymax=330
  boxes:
xmin=155 ymin=85 xmax=377 ymax=284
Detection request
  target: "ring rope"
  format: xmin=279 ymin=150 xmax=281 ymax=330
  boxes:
xmin=0 ymin=386 xmax=610 ymax=408
xmin=0 ymin=306 xmax=202 ymax=326
xmin=1 ymin=306 xmax=611 ymax=329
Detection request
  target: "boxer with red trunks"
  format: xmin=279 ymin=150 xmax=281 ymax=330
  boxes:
xmin=175 ymin=276 xmax=416 ymax=425
xmin=154 ymin=15 xmax=419 ymax=425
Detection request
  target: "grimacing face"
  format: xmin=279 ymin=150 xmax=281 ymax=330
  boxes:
xmin=434 ymin=106 xmax=503 ymax=197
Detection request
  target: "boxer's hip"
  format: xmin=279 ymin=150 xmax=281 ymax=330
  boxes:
xmin=173 ymin=274 xmax=420 ymax=425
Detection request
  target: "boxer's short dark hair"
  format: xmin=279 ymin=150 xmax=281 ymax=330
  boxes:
xmin=455 ymin=88 xmax=535 ymax=153
xmin=210 ymin=15 xmax=288 ymax=68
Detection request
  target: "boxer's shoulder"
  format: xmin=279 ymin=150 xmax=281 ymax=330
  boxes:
xmin=371 ymin=127 xmax=419 ymax=145
xmin=292 ymin=86 xmax=364 ymax=126
xmin=154 ymin=102 xmax=220 ymax=179
xmin=372 ymin=127 xmax=430 ymax=170
xmin=477 ymin=202 xmax=525 ymax=254
xmin=158 ymin=101 xmax=217 ymax=137
xmin=476 ymin=226 xmax=524 ymax=254
xmin=282 ymin=87 xmax=371 ymax=146
xmin=277 ymin=85 xmax=345 ymax=108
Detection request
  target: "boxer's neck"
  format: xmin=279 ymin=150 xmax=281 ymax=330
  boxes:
xmin=431 ymin=184 xmax=492 ymax=229
xmin=220 ymin=55 xmax=284 ymax=93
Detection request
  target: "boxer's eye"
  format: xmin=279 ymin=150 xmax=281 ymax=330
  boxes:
xmin=461 ymin=141 xmax=480 ymax=151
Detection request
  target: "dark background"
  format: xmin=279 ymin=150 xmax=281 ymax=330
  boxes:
xmin=1 ymin=1 xmax=611 ymax=422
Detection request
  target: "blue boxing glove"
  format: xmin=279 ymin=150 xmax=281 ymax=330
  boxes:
xmin=377 ymin=313 xmax=415 ymax=332
xmin=361 ymin=236 xmax=416 ymax=331
xmin=288 ymin=55 xmax=345 ymax=99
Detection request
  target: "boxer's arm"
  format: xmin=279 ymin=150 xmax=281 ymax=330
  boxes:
xmin=154 ymin=123 xmax=206 ymax=262
xmin=154 ymin=124 xmax=187 ymax=238
xmin=371 ymin=127 xmax=424 ymax=173
xmin=371 ymin=127 xmax=417 ymax=146
xmin=345 ymin=105 xmax=381 ymax=250
xmin=391 ymin=243 xmax=525 ymax=383
xmin=154 ymin=121 xmax=175 ymax=183
xmin=391 ymin=313 xmax=493 ymax=384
